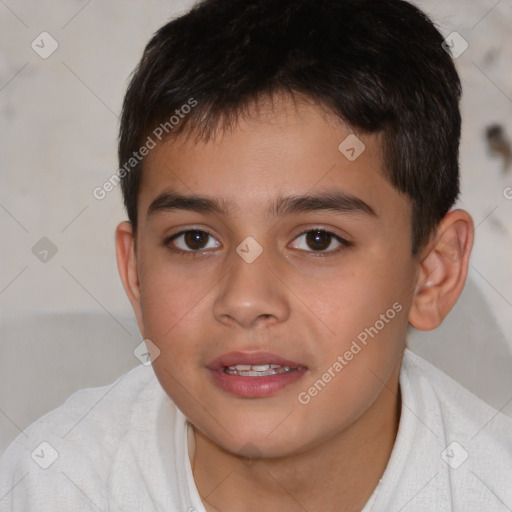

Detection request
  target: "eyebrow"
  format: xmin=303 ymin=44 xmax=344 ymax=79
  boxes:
xmin=270 ymin=191 xmax=377 ymax=218
xmin=146 ymin=190 xmax=377 ymax=219
xmin=147 ymin=191 xmax=232 ymax=218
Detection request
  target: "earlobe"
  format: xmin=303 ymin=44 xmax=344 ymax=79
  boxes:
xmin=115 ymin=221 xmax=144 ymax=334
xmin=409 ymin=209 xmax=474 ymax=331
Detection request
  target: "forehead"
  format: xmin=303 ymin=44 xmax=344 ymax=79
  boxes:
xmin=138 ymin=94 xmax=409 ymax=226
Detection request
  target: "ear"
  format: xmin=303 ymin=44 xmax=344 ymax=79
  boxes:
xmin=115 ymin=221 xmax=145 ymax=337
xmin=409 ymin=209 xmax=474 ymax=331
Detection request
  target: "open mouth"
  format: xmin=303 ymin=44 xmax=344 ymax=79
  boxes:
xmin=223 ymin=364 xmax=300 ymax=377
xmin=208 ymin=352 xmax=307 ymax=397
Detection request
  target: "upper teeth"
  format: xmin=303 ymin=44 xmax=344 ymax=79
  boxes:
xmin=228 ymin=364 xmax=282 ymax=371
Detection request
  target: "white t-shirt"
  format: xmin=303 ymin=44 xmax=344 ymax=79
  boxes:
xmin=1 ymin=348 xmax=511 ymax=511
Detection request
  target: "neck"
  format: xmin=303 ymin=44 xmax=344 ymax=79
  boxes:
xmin=192 ymin=365 xmax=401 ymax=512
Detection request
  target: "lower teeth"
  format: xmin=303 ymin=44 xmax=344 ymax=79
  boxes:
xmin=224 ymin=366 xmax=295 ymax=377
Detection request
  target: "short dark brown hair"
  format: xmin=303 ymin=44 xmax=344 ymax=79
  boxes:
xmin=119 ymin=0 xmax=462 ymax=254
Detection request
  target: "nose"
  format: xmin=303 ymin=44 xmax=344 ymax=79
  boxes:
xmin=212 ymin=253 xmax=291 ymax=329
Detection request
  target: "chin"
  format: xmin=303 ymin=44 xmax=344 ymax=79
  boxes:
xmin=199 ymin=417 xmax=317 ymax=460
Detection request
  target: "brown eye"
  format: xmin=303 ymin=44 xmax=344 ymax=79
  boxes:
xmin=184 ymin=230 xmax=209 ymax=250
xmin=290 ymin=229 xmax=349 ymax=253
xmin=168 ymin=229 xmax=220 ymax=252
xmin=305 ymin=230 xmax=332 ymax=251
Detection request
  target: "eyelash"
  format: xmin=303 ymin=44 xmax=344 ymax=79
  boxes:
xmin=162 ymin=228 xmax=352 ymax=258
xmin=162 ymin=229 xmax=219 ymax=258
xmin=291 ymin=228 xmax=352 ymax=256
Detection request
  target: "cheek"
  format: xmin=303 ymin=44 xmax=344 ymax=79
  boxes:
xmin=297 ymin=261 xmax=405 ymax=340
xmin=137 ymin=257 xmax=211 ymax=354
xmin=292 ymin=341 xmax=401 ymax=451
xmin=297 ymin=251 xmax=412 ymax=389
xmin=293 ymin=295 xmax=407 ymax=446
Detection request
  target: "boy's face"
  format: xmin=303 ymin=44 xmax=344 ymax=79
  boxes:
xmin=120 ymin=95 xmax=420 ymax=458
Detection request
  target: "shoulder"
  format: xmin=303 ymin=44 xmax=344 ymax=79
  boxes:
xmin=402 ymin=348 xmax=512 ymax=441
xmin=0 ymin=365 xmax=173 ymax=510
xmin=400 ymin=349 xmax=512 ymax=508
xmin=20 ymin=363 xmax=160 ymax=446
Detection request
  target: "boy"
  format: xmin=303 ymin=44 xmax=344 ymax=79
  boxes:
xmin=1 ymin=0 xmax=511 ymax=510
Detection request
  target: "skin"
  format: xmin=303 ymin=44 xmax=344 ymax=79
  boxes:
xmin=116 ymin=94 xmax=474 ymax=511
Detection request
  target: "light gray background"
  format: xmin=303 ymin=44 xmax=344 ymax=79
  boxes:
xmin=1 ymin=0 xmax=512 ymax=454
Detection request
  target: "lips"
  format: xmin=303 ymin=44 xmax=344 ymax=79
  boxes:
xmin=207 ymin=351 xmax=307 ymax=398
xmin=208 ymin=351 xmax=304 ymax=370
